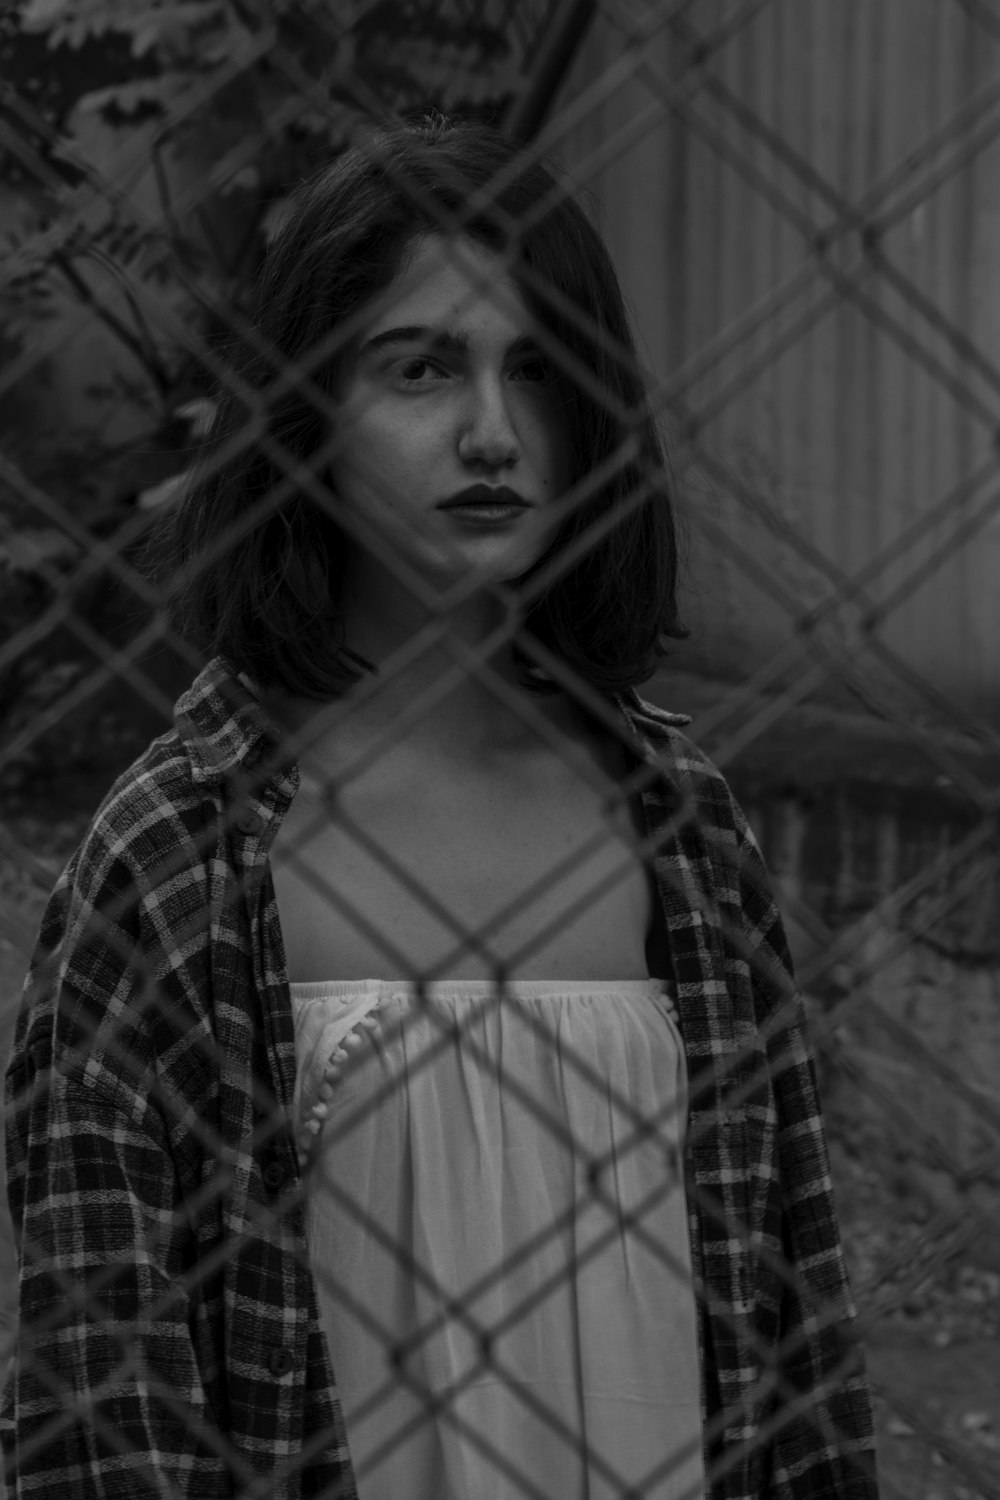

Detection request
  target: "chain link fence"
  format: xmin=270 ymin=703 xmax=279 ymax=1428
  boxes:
xmin=1 ymin=0 xmax=999 ymax=1497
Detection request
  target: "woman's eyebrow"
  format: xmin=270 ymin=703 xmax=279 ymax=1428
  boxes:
xmin=357 ymin=327 xmax=542 ymax=360
xmin=358 ymin=325 xmax=470 ymax=357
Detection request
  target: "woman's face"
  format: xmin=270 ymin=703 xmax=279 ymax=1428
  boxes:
xmin=329 ymin=234 xmax=572 ymax=609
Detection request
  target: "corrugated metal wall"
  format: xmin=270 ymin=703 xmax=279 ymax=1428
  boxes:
xmin=554 ymin=0 xmax=1000 ymax=728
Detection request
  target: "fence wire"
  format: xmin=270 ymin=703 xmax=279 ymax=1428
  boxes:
xmin=1 ymin=1 xmax=999 ymax=1498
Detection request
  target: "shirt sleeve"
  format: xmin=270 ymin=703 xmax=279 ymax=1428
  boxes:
xmin=733 ymin=808 xmax=879 ymax=1499
xmin=3 ymin=840 xmax=236 ymax=1498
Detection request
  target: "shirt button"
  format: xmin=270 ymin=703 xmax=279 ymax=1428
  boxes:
xmin=261 ymin=1159 xmax=287 ymax=1193
xmin=237 ymin=809 xmax=264 ymax=836
xmin=268 ymin=1346 xmax=294 ymax=1377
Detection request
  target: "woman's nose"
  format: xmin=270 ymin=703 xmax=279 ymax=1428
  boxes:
xmin=457 ymin=378 xmax=520 ymax=468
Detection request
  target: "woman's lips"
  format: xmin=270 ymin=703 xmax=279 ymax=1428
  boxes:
xmin=437 ymin=486 xmax=532 ymax=524
xmin=438 ymin=500 xmax=531 ymax=523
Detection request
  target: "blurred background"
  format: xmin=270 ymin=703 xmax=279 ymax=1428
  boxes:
xmin=1 ymin=2 xmax=999 ymax=1496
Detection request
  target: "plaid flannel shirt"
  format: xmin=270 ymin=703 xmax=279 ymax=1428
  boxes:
xmin=3 ymin=657 xmax=877 ymax=1499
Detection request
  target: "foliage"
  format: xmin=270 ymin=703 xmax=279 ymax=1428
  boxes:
xmin=0 ymin=0 xmax=538 ymax=795
xmin=2 ymin=0 xmax=525 ymax=450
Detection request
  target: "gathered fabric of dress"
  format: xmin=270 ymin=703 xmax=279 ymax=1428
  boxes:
xmin=291 ymin=977 xmax=705 ymax=1500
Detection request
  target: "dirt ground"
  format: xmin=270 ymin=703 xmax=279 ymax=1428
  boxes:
xmin=831 ymin=1138 xmax=1000 ymax=1500
xmin=1 ymin=812 xmax=998 ymax=1497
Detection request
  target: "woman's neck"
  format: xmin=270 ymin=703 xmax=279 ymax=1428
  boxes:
xmin=264 ymin=591 xmax=569 ymax=776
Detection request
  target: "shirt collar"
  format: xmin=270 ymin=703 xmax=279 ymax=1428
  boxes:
xmin=173 ymin=656 xmax=282 ymax=785
xmin=613 ymin=685 xmax=691 ymax=758
xmin=174 ymin=657 xmax=692 ymax=787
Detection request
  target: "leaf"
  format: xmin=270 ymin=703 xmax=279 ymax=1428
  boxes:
xmin=29 ymin=1 xmax=124 ymax=49
xmin=136 ymin=472 xmax=189 ymax=511
xmin=218 ymin=163 xmax=261 ymax=194
xmin=260 ymin=194 xmax=294 ymax=246
xmin=960 ymin=1411 xmax=992 ymax=1432
xmin=176 ymin=398 xmax=216 ymax=436
xmin=77 ymin=77 xmax=178 ymax=116
xmin=130 ymin=3 xmax=224 ymax=59
xmin=20 ymin=0 xmax=73 ymax=31
xmin=0 ymin=528 xmax=79 ymax=574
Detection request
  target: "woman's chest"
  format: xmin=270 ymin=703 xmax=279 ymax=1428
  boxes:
xmin=269 ymin=759 xmax=656 ymax=982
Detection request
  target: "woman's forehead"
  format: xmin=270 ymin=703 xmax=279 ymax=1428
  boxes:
xmin=363 ymin=233 xmax=535 ymax=346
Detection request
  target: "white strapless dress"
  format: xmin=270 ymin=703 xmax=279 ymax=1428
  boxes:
xmin=291 ymin=977 xmax=705 ymax=1500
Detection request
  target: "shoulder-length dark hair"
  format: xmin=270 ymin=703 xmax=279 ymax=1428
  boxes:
xmin=159 ymin=116 xmax=686 ymax=698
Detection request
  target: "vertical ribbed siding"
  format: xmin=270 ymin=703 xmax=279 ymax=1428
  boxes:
xmin=555 ymin=0 xmax=1000 ymax=725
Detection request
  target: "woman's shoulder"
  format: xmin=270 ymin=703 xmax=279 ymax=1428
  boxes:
xmin=76 ymin=656 xmax=269 ymax=885
xmin=74 ymin=727 xmax=214 ymax=892
xmin=624 ymin=690 xmax=796 ymax=975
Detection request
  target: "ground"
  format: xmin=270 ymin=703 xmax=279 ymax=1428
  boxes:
xmin=832 ymin=1139 xmax=1000 ymax=1500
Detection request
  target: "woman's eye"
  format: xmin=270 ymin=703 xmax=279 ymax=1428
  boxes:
xmin=513 ymin=358 xmax=550 ymax=383
xmin=397 ymin=358 xmax=446 ymax=384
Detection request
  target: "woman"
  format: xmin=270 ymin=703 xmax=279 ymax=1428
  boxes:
xmin=4 ymin=119 xmax=878 ymax=1498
